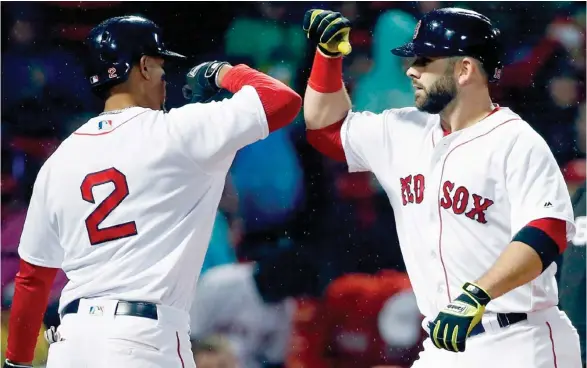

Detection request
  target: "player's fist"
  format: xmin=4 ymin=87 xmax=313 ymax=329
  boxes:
xmin=182 ymin=60 xmax=230 ymax=103
xmin=303 ymin=9 xmax=352 ymax=56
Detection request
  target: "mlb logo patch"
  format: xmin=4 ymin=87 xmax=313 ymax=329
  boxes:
xmin=90 ymin=75 xmax=99 ymax=84
xmin=89 ymin=305 xmax=104 ymax=316
xmin=98 ymin=120 xmax=112 ymax=130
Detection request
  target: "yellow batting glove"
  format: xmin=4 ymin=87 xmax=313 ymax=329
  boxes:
xmin=428 ymin=282 xmax=491 ymax=352
xmin=302 ymin=9 xmax=352 ymax=56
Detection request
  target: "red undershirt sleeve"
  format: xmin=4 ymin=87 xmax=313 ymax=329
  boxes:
xmin=221 ymin=65 xmax=302 ymax=133
xmin=6 ymin=259 xmax=58 ymax=363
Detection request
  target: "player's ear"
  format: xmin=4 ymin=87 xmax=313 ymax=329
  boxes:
xmin=139 ymin=56 xmax=152 ymax=81
xmin=456 ymin=57 xmax=474 ymax=86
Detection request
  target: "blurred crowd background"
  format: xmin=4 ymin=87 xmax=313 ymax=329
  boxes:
xmin=1 ymin=1 xmax=586 ymax=368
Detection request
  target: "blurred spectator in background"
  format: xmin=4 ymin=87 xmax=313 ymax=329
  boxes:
xmin=352 ymin=10 xmax=417 ymax=113
xmin=491 ymin=8 xmax=585 ymax=166
xmin=224 ymin=3 xmax=306 ymax=84
xmin=2 ymin=3 xmax=92 ymax=134
xmin=229 ymin=123 xmax=305 ymax=261
xmin=190 ymin=248 xmax=320 ymax=368
xmin=192 ymin=336 xmax=239 ymax=368
xmin=200 ymin=175 xmax=241 ymax=276
xmin=286 ymin=270 xmax=423 ymax=368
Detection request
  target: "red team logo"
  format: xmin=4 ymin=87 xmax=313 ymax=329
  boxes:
xmin=400 ymin=175 xmax=494 ymax=224
xmin=400 ymin=174 xmax=425 ymax=205
xmin=439 ymin=181 xmax=494 ymax=224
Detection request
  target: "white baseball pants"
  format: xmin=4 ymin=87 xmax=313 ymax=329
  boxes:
xmin=412 ymin=306 xmax=582 ymax=368
xmin=45 ymin=299 xmax=195 ymax=368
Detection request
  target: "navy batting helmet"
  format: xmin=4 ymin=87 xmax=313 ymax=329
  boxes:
xmin=391 ymin=8 xmax=503 ymax=82
xmin=85 ymin=16 xmax=186 ymax=92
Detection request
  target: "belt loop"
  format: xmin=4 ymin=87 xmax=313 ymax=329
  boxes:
xmin=496 ymin=313 xmax=506 ymax=327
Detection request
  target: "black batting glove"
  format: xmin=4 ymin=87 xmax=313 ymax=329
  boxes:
xmin=182 ymin=60 xmax=230 ymax=103
xmin=302 ymin=9 xmax=352 ymax=56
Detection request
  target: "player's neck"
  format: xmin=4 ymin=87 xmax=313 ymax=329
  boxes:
xmin=440 ymin=89 xmax=495 ymax=133
xmin=103 ymin=93 xmax=141 ymax=113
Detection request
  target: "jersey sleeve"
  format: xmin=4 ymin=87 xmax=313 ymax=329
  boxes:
xmin=506 ymin=127 xmax=576 ymax=241
xmin=166 ymin=85 xmax=269 ymax=173
xmin=340 ymin=110 xmax=388 ymax=173
xmin=18 ymin=162 xmax=64 ymax=268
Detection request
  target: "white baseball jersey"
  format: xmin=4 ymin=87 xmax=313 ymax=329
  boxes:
xmin=190 ymin=263 xmax=294 ymax=368
xmin=340 ymin=106 xmax=575 ymax=320
xmin=17 ymin=85 xmax=268 ymax=314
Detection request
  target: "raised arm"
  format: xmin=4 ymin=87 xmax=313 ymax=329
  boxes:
xmin=168 ymin=61 xmax=302 ymax=173
xmin=302 ymin=9 xmax=353 ymax=130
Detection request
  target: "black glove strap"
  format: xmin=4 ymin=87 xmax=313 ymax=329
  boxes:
xmin=183 ymin=61 xmax=230 ymax=103
xmin=317 ymin=45 xmax=340 ymax=57
xmin=463 ymin=282 xmax=491 ymax=306
xmin=203 ymin=61 xmax=230 ymax=90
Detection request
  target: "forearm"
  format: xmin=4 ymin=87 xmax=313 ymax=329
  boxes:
xmin=304 ymin=49 xmax=352 ymax=130
xmin=475 ymin=241 xmax=542 ymax=299
xmin=475 ymin=218 xmax=567 ymax=299
xmin=6 ymin=260 xmax=58 ymax=365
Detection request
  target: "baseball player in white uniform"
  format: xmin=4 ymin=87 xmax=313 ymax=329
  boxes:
xmin=190 ymin=263 xmax=295 ymax=368
xmin=4 ymin=16 xmax=301 ymax=368
xmin=190 ymin=247 xmax=322 ymax=368
xmin=301 ymin=7 xmax=582 ymax=368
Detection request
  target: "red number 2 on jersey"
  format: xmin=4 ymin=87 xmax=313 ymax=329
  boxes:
xmin=80 ymin=167 xmax=138 ymax=245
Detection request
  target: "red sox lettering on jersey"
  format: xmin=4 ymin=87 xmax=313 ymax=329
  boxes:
xmin=401 ymin=175 xmax=494 ymax=224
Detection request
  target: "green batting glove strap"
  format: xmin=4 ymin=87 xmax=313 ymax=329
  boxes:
xmin=461 ymin=282 xmax=492 ymax=306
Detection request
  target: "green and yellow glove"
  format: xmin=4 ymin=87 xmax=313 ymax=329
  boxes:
xmin=428 ymin=282 xmax=491 ymax=352
xmin=302 ymin=9 xmax=352 ymax=56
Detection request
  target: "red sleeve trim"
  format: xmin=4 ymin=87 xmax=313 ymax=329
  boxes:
xmin=6 ymin=260 xmax=58 ymax=363
xmin=527 ymin=218 xmax=567 ymax=253
xmin=308 ymin=50 xmax=344 ymax=93
xmin=220 ymin=64 xmax=302 ymax=133
xmin=306 ymin=119 xmax=346 ymax=162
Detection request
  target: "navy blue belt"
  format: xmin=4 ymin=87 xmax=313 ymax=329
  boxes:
xmin=62 ymin=299 xmax=159 ymax=321
xmin=469 ymin=312 xmax=527 ymax=336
